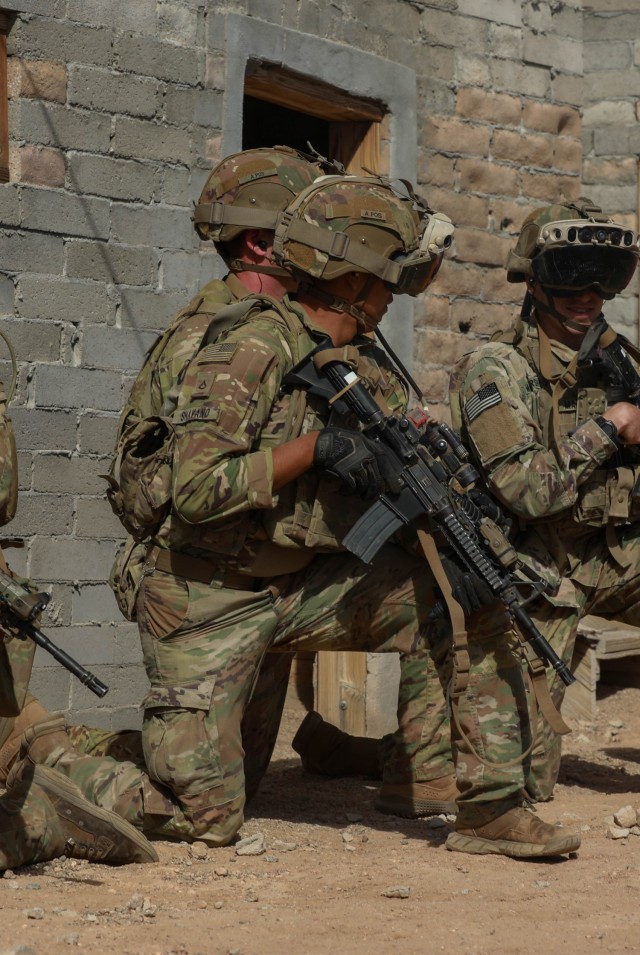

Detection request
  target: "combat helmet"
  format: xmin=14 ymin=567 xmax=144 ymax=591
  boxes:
xmin=273 ymin=175 xmax=453 ymax=300
xmin=192 ymin=145 xmax=321 ymax=248
xmin=506 ymin=197 xmax=639 ymax=299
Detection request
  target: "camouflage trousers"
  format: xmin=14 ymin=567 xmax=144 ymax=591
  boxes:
xmin=0 ymin=631 xmax=36 ymax=733
xmin=513 ymin=525 xmax=640 ymax=801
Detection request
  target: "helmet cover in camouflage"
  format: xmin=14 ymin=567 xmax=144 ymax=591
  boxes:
xmin=273 ymin=175 xmax=452 ymax=296
xmin=193 ymin=146 xmax=322 ymax=246
xmin=507 ymin=197 xmax=639 ymax=295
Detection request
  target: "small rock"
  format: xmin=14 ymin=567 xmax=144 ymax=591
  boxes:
xmin=62 ymin=935 xmax=80 ymax=946
xmin=214 ymin=901 xmax=224 ymax=910
xmin=534 ymin=880 xmax=550 ymax=888
xmin=5 ymin=880 xmax=19 ymax=890
xmin=244 ymin=889 xmax=259 ymax=902
xmin=23 ymin=908 xmax=44 ymax=920
xmin=84 ymin=913 xmax=98 ymax=923
xmin=425 ymin=816 xmax=448 ymax=829
xmin=609 ymin=718 xmax=624 ymax=728
xmin=382 ymin=886 xmax=410 ymax=899
xmin=614 ymin=805 xmax=637 ymax=828
xmin=630 ymin=826 xmax=640 ymax=837
xmin=235 ymin=833 xmax=265 ymax=857
xmin=215 ymin=867 xmax=229 ymax=877
xmin=0 ymin=947 xmax=38 ymax=955
xmin=344 ymin=844 xmax=356 ymax=852
xmin=127 ymin=894 xmax=144 ymax=911
xmin=189 ymin=841 xmax=208 ymax=860
xmin=142 ymin=899 xmax=157 ymax=917
xmin=342 ymin=832 xmax=354 ymax=843
xmin=265 ymin=855 xmax=278 ymax=863
xmin=606 ymin=825 xmax=630 ymax=840
xmin=271 ymin=840 xmax=297 ymax=852
xmin=1 ymin=869 xmax=15 ymax=879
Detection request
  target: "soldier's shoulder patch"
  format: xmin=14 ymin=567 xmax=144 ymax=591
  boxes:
xmin=199 ymin=341 xmax=238 ymax=364
xmin=465 ymin=382 xmax=502 ymax=423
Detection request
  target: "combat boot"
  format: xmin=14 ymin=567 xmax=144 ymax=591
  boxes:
xmin=1 ymin=763 xmax=158 ymax=868
xmin=445 ymin=806 xmax=581 ymax=858
xmin=292 ymin=710 xmax=382 ymax=778
xmin=375 ymin=776 xmax=459 ymax=817
xmin=0 ymin=695 xmax=54 ymax=782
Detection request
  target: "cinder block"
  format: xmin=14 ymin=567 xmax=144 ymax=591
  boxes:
xmin=68 ymin=704 xmax=142 ymax=732
xmin=35 ymin=365 xmax=122 ymax=412
xmin=27 ymin=665 xmax=72 ymax=712
xmin=67 ymin=0 xmax=157 ymax=32
xmin=118 ymin=286 xmax=188 ymax=332
xmin=78 ymin=413 xmax=118 ymax=456
xmin=10 ymin=408 xmax=77 ymax=452
xmin=490 ymin=59 xmax=550 ymax=99
xmin=583 ymin=101 xmax=636 ymax=127
xmin=8 ymin=59 xmax=67 ymax=102
xmin=0 ymin=185 xmax=21 ymax=229
xmin=457 ymin=0 xmax=521 ymax=27
xmin=10 ymin=492 xmax=74 ymax=536
xmin=114 ymin=623 xmax=144 ymax=665
xmin=66 ymin=240 xmax=156 ymax=287
xmin=11 ymin=146 xmax=65 ymax=188
xmin=423 ymin=8 xmax=490 ymax=53
xmin=69 ymin=66 xmax=160 ymax=119
xmin=593 ymin=126 xmax=630 ymax=156
xmin=11 ymin=100 xmax=111 ymax=153
xmin=111 ymin=203 xmax=194 ymax=251
xmin=116 ymin=34 xmax=201 ymax=86
xmin=113 ymin=116 xmax=193 ymax=166
xmin=82 ymin=325 xmax=158 ymax=372
xmin=17 ymin=276 xmax=117 ymax=325
xmin=21 ymin=188 xmax=110 ymax=241
xmin=34 ymin=623 xmax=117 ymax=667
xmin=0 ymin=321 xmax=61 ymax=362
xmin=73 ymin=583 xmax=121 ymax=624
xmin=587 ymin=184 xmax=637 ymax=214
xmin=68 ymin=154 xmax=160 ymax=203
xmin=163 ymin=87 xmax=223 ymax=129
xmin=158 ymin=1 xmax=201 ymax=44
xmin=33 ymin=453 xmax=107 ymax=495
xmin=75 ymin=498 xmax=126 ymax=540
xmin=41 ymin=582 xmax=75 ymax=628
xmin=10 ymin=18 xmax=113 ymax=67
xmin=0 ymin=230 xmax=63 ymax=276
xmin=69 ymin=661 xmax=150 ymax=711
xmin=585 ymin=11 xmax=640 ymax=41
xmin=30 ymin=536 xmax=116 ymax=582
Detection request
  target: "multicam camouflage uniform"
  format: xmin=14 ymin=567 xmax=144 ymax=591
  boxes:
xmin=0 ymin=374 xmax=31 ymax=735
xmin=450 ymin=313 xmax=640 ymax=800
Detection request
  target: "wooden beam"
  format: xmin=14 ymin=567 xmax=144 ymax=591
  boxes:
xmin=244 ymin=62 xmax=385 ymax=124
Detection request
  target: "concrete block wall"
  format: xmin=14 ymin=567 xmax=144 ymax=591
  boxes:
xmin=0 ymin=0 xmax=634 ymax=729
xmin=581 ymin=3 xmax=640 ymax=340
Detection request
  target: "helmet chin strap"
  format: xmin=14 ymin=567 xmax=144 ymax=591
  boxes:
xmin=529 ymin=282 xmax=600 ymax=334
xmin=297 ymin=280 xmax=377 ymax=333
xmin=229 ymin=258 xmax=291 ymax=279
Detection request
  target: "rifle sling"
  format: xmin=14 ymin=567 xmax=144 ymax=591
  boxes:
xmin=416 ymin=526 xmax=470 ymax=697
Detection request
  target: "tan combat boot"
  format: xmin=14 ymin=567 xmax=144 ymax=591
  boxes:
xmin=292 ymin=710 xmax=382 ymax=779
xmin=1 ymin=763 xmax=158 ymax=868
xmin=445 ymin=806 xmax=581 ymax=858
xmin=0 ymin=695 xmax=54 ymax=783
xmin=375 ymin=776 xmax=459 ymax=817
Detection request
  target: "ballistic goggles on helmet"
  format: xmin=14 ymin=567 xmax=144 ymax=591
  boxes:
xmin=532 ymin=219 xmax=639 ymax=298
xmin=388 ymin=211 xmax=454 ymax=295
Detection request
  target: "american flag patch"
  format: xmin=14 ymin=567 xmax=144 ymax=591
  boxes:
xmin=465 ymin=382 xmax=502 ymax=423
xmin=200 ymin=341 xmax=238 ymax=364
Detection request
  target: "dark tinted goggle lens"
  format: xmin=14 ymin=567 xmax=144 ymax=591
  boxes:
xmin=391 ymin=255 xmax=442 ymax=296
xmin=532 ymin=246 xmax=637 ymax=295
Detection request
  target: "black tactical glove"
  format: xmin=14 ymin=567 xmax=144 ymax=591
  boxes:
xmin=314 ymin=427 xmax=401 ymax=500
xmin=430 ymin=553 xmax=495 ymax=620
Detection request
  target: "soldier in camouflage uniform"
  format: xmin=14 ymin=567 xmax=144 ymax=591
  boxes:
xmin=0 ymin=354 xmax=157 ymax=869
xmin=116 ymin=174 xmax=579 ymax=856
xmin=449 ymin=198 xmax=640 ymax=809
xmin=1 ymin=154 xmax=451 ymax=843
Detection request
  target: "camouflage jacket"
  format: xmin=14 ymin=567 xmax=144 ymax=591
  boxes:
xmin=160 ymin=300 xmax=408 ymax=573
xmin=450 ymin=316 xmax=626 ymax=593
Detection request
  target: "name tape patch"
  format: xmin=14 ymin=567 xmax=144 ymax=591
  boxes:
xmin=465 ymin=382 xmax=502 ymax=423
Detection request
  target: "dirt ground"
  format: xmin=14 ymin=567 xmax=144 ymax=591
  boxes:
xmin=3 ymin=680 xmax=640 ymax=955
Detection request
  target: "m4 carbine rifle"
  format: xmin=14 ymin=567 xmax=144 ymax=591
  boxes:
xmin=0 ymin=568 xmax=108 ymax=698
xmin=286 ymin=343 xmax=575 ymax=688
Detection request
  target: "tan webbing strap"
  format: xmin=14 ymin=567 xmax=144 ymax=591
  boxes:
xmin=416 ymin=526 xmax=470 ymax=697
xmin=522 ymin=643 xmax=572 ymax=736
xmin=0 ymin=544 xmax=9 ymax=574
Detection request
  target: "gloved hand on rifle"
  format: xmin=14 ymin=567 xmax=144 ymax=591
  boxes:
xmin=429 ymin=552 xmax=495 ymax=620
xmin=314 ymin=426 xmax=402 ymax=500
